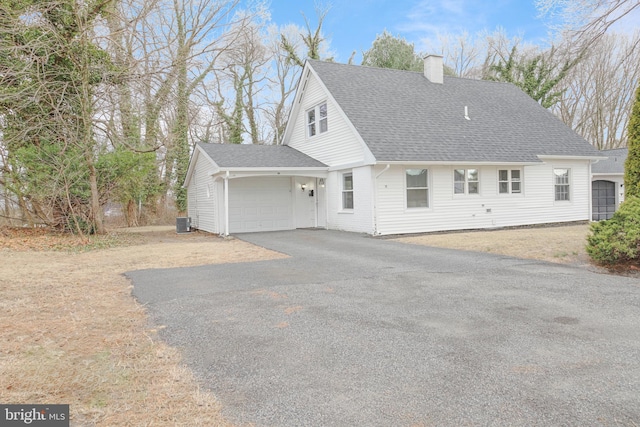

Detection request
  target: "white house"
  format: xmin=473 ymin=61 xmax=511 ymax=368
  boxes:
xmin=185 ymin=56 xmax=604 ymax=236
xmin=591 ymin=148 xmax=627 ymax=220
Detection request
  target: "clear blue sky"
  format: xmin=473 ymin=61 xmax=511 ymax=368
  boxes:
xmin=264 ymin=0 xmax=550 ymax=63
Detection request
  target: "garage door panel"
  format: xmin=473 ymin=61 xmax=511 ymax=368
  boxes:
xmin=244 ymin=207 xmax=259 ymax=217
xmin=229 ymin=177 xmax=293 ymax=233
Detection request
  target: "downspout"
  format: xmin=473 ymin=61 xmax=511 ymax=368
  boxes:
xmin=376 ymin=164 xmax=391 ymax=179
xmin=373 ymin=164 xmax=391 ymax=235
xmin=224 ymin=171 xmax=230 ymax=236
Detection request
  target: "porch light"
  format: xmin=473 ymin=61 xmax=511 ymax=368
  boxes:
xmin=301 ymin=183 xmax=306 ymax=191
xmin=319 ymin=178 xmax=325 ymax=188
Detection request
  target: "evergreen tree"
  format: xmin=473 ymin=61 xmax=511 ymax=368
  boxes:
xmin=0 ymin=0 xmax=114 ymax=233
xmin=624 ymin=82 xmax=640 ymax=197
xmin=362 ymin=31 xmax=423 ymax=71
xmin=485 ymin=46 xmax=576 ymax=109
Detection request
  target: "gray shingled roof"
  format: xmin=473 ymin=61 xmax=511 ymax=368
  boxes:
xmin=308 ymin=60 xmax=602 ymax=163
xmin=592 ymin=148 xmax=627 ymax=174
xmin=197 ymin=142 xmax=326 ymax=168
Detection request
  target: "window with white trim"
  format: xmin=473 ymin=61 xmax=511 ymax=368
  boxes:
xmin=406 ymin=169 xmax=429 ymax=208
xmin=498 ymin=169 xmax=522 ymax=194
xmin=554 ymin=168 xmax=570 ymax=201
xmin=307 ymin=102 xmax=328 ymax=137
xmin=342 ymin=173 xmax=353 ymax=209
xmin=454 ymin=168 xmax=479 ymax=194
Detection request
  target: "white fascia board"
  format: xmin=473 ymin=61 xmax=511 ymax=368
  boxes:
xmin=592 ymin=172 xmax=623 ymax=176
xmin=328 ymin=160 xmax=375 ymax=171
xmin=182 ymin=148 xmax=199 ymax=188
xmin=374 ymin=160 xmax=542 ymax=166
xmin=183 ymin=144 xmax=221 ymax=187
xmin=537 ymin=155 xmax=607 ymax=161
xmin=213 ymin=168 xmax=328 ymax=179
xmin=281 ymin=63 xmax=312 ymax=146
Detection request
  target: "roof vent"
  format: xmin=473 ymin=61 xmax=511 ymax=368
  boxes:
xmin=464 ymin=106 xmax=471 ymax=121
xmin=424 ymin=54 xmax=443 ymax=84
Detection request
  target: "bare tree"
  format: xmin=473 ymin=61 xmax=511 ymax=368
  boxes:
xmin=264 ymin=23 xmax=305 ymax=144
xmin=536 ymin=0 xmax=640 ymax=49
xmin=552 ymin=31 xmax=640 ymax=149
xmin=216 ymin=12 xmax=271 ymax=145
xmin=281 ymin=5 xmax=333 ymax=67
xmin=438 ymin=31 xmax=483 ymax=78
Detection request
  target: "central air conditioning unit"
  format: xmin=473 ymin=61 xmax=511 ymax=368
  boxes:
xmin=176 ymin=217 xmax=191 ymax=233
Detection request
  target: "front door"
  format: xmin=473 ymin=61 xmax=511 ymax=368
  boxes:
xmin=294 ymin=177 xmax=315 ymax=228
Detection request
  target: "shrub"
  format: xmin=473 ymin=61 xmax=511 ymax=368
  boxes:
xmin=587 ymin=196 xmax=640 ymax=266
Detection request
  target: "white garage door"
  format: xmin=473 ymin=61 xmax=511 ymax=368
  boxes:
xmin=228 ymin=177 xmax=293 ymax=233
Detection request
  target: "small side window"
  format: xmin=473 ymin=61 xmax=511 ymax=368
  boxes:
xmin=342 ymin=173 xmax=353 ymax=210
xmin=307 ymin=108 xmax=316 ymax=137
xmin=554 ymin=169 xmax=570 ymax=201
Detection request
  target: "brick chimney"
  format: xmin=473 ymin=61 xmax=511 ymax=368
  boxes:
xmin=424 ymin=54 xmax=443 ymax=84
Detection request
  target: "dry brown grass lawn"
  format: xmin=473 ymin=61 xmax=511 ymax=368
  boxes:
xmin=0 ymin=226 xmax=286 ymax=426
xmin=394 ymin=224 xmax=592 ymax=265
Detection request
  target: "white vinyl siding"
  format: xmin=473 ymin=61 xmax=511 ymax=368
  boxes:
xmin=287 ymin=70 xmax=369 ymax=167
xmin=326 ymin=166 xmax=374 ymax=233
xmin=374 ymin=161 xmax=591 ymax=235
xmin=187 ymin=152 xmax=218 ymax=234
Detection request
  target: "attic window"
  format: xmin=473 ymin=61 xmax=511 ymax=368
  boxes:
xmin=307 ymin=102 xmax=328 ymax=137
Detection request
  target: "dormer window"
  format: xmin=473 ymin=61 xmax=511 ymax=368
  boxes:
xmin=307 ymin=102 xmax=328 ymax=137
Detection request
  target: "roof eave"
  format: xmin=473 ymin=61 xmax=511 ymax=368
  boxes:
xmin=281 ymin=62 xmax=314 ymax=145
xmin=374 ymin=160 xmax=542 ymax=166
xmin=212 ymin=167 xmax=328 ymax=179
xmin=537 ymin=155 xmax=606 ymax=161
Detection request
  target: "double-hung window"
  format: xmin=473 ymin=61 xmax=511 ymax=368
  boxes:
xmin=454 ymin=168 xmax=479 ymax=194
xmin=307 ymin=102 xmax=328 ymax=137
xmin=554 ymin=169 xmax=570 ymax=201
xmin=498 ymin=169 xmax=522 ymax=194
xmin=406 ymin=169 xmax=429 ymax=208
xmin=342 ymin=173 xmax=353 ymax=210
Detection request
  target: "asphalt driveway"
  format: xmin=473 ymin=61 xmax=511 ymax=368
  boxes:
xmin=128 ymin=229 xmax=640 ymax=426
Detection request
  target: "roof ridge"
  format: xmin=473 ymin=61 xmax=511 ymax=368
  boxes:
xmin=307 ymin=59 xmax=515 ymax=86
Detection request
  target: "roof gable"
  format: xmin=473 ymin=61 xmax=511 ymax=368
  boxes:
xmin=307 ymin=60 xmax=602 ymax=163
xmin=592 ymin=148 xmax=627 ymax=174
